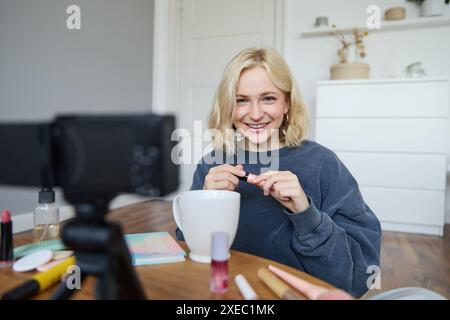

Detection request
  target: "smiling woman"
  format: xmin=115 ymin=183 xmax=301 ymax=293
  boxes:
xmin=208 ymin=47 xmax=309 ymax=154
xmin=176 ymin=47 xmax=382 ymax=298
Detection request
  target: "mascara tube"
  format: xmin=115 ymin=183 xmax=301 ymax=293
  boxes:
xmin=3 ymin=256 xmax=76 ymax=300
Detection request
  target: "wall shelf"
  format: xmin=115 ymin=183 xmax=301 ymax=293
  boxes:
xmin=301 ymin=16 xmax=450 ymax=37
xmin=316 ymin=77 xmax=449 ymax=86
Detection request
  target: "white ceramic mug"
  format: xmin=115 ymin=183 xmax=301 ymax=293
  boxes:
xmin=172 ymin=190 xmax=240 ymax=263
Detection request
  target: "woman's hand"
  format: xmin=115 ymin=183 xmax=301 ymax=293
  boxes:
xmin=204 ymin=164 xmax=246 ymax=191
xmin=248 ymin=171 xmax=310 ymax=213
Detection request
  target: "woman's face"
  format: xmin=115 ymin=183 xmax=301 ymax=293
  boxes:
xmin=233 ymin=67 xmax=287 ymax=150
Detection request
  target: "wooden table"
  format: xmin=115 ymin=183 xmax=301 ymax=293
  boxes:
xmin=0 ymin=200 xmax=334 ymax=300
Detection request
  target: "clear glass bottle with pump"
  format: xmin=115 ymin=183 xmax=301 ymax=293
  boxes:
xmin=33 ymin=188 xmax=60 ymax=243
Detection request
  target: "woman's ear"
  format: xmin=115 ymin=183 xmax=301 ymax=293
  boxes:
xmin=284 ymin=96 xmax=289 ymax=114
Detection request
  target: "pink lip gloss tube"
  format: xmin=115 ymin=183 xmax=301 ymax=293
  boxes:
xmin=210 ymin=232 xmax=229 ymax=294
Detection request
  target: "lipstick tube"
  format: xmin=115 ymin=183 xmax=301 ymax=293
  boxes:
xmin=0 ymin=210 xmax=14 ymax=268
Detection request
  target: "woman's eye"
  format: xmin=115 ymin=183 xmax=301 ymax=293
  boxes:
xmin=263 ymin=96 xmax=277 ymax=102
xmin=236 ymin=98 xmax=248 ymax=104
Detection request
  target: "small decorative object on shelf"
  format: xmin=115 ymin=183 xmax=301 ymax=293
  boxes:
xmin=384 ymin=7 xmax=407 ymax=20
xmin=407 ymin=0 xmax=449 ymax=17
xmin=314 ymin=16 xmax=329 ymax=28
xmin=329 ymin=26 xmax=370 ymax=80
xmin=405 ymin=62 xmax=428 ymax=78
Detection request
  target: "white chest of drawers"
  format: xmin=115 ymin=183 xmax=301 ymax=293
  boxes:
xmin=315 ymin=78 xmax=449 ymax=236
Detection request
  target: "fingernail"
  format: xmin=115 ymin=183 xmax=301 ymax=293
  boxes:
xmin=248 ymin=173 xmax=256 ymax=181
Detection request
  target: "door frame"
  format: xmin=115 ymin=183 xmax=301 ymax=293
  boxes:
xmin=152 ymin=0 xmax=286 ymax=117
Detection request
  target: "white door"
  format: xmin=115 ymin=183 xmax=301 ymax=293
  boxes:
xmin=175 ymin=0 xmax=282 ymax=190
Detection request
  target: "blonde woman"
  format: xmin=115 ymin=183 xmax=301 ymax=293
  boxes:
xmin=176 ymin=47 xmax=381 ymax=298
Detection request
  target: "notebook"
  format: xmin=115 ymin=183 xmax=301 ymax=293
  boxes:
xmin=125 ymin=232 xmax=186 ymax=266
xmin=14 ymin=239 xmax=66 ymax=259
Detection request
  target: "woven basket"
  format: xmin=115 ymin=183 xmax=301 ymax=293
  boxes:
xmin=330 ymin=62 xmax=370 ymax=80
xmin=385 ymin=7 xmax=406 ymax=20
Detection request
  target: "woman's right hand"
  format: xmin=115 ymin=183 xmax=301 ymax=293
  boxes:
xmin=204 ymin=164 xmax=246 ymax=191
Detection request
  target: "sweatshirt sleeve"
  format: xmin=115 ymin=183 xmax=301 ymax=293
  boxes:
xmin=190 ymin=162 xmax=209 ymax=191
xmin=285 ymin=150 xmax=382 ymax=298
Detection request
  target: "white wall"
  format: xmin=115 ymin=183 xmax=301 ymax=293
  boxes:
xmin=284 ymin=0 xmax=450 ymax=223
xmin=0 ymin=0 xmax=155 ymax=215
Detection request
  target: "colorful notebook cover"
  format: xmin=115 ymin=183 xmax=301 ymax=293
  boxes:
xmin=125 ymin=232 xmax=186 ymax=266
xmin=14 ymin=239 xmax=66 ymax=259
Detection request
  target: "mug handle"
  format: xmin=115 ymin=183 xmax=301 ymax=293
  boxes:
xmin=172 ymin=194 xmax=183 ymax=232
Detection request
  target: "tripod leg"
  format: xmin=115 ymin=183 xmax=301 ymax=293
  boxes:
xmin=96 ymin=224 xmax=147 ymax=300
xmin=51 ymin=274 xmax=86 ymax=300
xmin=97 ymin=269 xmax=117 ymax=300
xmin=62 ymin=205 xmax=147 ymax=300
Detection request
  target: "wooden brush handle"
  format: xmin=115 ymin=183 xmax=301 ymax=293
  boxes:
xmin=257 ymin=268 xmax=290 ymax=298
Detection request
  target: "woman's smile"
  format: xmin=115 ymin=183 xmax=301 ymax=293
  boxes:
xmin=245 ymin=121 xmax=271 ymax=133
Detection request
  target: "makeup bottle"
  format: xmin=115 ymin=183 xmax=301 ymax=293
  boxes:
xmin=210 ymin=232 xmax=229 ymax=294
xmin=0 ymin=210 xmax=14 ymax=268
xmin=33 ymin=188 xmax=60 ymax=243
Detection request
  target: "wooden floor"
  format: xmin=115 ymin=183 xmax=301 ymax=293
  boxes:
xmin=362 ymin=224 xmax=450 ymax=299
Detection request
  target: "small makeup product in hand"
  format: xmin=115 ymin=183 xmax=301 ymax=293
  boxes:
xmin=237 ymin=171 xmax=257 ymax=182
xmin=238 ymin=172 xmax=250 ymax=182
xmin=0 ymin=210 xmax=14 ymax=268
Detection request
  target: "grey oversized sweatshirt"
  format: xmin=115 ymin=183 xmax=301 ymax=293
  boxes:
xmin=176 ymin=140 xmax=381 ymax=297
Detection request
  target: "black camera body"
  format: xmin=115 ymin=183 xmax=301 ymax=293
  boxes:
xmin=0 ymin=114 xmax=179 ymax=201
xmin=0 ymin=113 xmax=179 ymax=299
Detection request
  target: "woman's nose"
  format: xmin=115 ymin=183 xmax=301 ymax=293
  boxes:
xmin=249 ymin=103 xmax=264 ymax=121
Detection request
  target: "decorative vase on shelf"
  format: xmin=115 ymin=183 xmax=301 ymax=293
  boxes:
xmin=346 ymin=44 xmax=357 ymax=63
xmin=421 ymin=0 xmax=445 ymax=17
xmin=330 ymin=62 xmax=370 ymax=80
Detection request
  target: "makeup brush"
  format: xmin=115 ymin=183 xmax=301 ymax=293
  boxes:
xmin=268 ymin=265 xmax=353 ymax=300
xmin=257 ymin=268 xmax=305 ymax=300
xmin=268 ymin=265 xmax=328 ymax=300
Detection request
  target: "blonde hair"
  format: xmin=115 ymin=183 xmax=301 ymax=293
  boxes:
xmin=208 ymin=47 xmax=309 ymax=154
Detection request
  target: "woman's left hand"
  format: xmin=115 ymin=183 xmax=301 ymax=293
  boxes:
xmin=248 ymin=171 xmax=310 ymax=213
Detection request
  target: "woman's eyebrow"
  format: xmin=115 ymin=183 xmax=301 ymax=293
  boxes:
xmin=236 ymin=92 xmax=279 ymax=97
xmin=260 ymin=91 xmax=279 ymax=96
